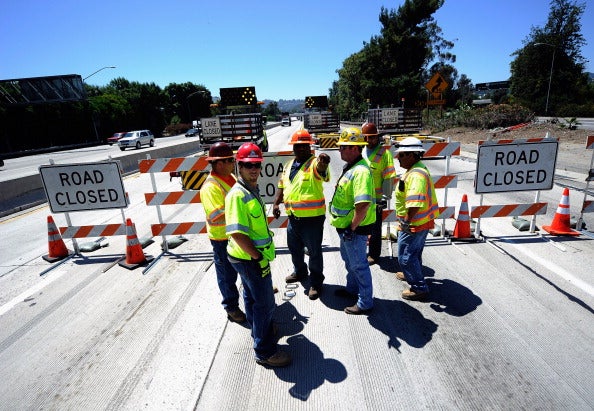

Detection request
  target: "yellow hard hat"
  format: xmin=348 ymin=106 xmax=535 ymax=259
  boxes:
xmin=337 ymin=127 xmax=366 ymax=146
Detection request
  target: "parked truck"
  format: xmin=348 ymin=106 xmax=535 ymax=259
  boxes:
xmin=302 ymin=96 xmax=340 ymax=135
xmin=200 ymin=86 xmax=268 ymax=152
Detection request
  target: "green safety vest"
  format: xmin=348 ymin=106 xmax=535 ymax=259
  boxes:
xmin=278 ymin=156 xmax=329 ymax=217
xmin=329 ymin=157 xmax=376 ymax=229
xmin=201 ymin=173 xmax=235 ymax=241
xmin=395 ymin=162 xmax=439 ymax=229
xmin=225 ymin=181 xmax=275 ymax=261
xmin=365 ymin=145 xmax=396 ymax=200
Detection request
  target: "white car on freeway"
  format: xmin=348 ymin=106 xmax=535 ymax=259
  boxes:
xmin=118 ymin=130 xmax=155 ymax=151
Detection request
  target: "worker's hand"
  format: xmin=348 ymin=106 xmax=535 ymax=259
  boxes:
xmin=399 ymin=220 xmax=412 ymax=233
xmin=318 ymin=153 xmax=330 ymax=165
xmin=272 ymin=205 xmax=281 ymax=219
xmin=342 ymin=227 xmax=354 ymax=241
xmin=258 ymin=259 xmax=271 ymax=277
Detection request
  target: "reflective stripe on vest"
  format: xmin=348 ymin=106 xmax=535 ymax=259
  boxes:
xmin=281 ymin=156 xmax=327 ymax=217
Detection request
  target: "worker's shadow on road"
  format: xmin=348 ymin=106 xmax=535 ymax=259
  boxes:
xmin=425 ymin=278 xmax=482 ymax=316
xmin=367 ymin=298 xmax=438 ymax=351
xmin=273 ymin=302 xmax=347 ymax=401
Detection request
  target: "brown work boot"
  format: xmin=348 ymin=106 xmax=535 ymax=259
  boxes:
xmin=344 ymin=304 xmax=372 ymax=315
xmin=256 ymin=350 xmax=292 ymax=367
xmin=395 ymin=271 xmax=406 ymax=281
xmin=226 ymin=309 xmax=247 ymax=323
xmin=308 ymin=286 xmax=321 ymax=300
xmin=285 ymin=272 xmax=307 ymax=283
xmin=401 ymin=288 xmax=429 ymax=301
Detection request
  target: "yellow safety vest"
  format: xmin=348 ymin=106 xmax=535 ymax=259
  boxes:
xmin=395 ymin=162 xmax=439 ymax=230
xmin=225 ymin=182 xmax=275 ymax=261
xmin=365 ymin=145 xmax=396 ymax=200
xmin=278 ymin=156 xmax=329 ymax=217
xmin=329 ymin=157 xmax=376 ymax=229
xmin=201 ymin=173 xmax=235 ymax=241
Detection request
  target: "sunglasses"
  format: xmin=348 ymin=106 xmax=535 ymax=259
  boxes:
xmin=339 ymin=145 xmax=352 ymax=151
xmin=397 ymin=152 xmax=409 ymax=158
xmin=219 ymin=158 xmax=235 ymax=164
xmin=239 ymin=162 xmax=262 ymax=169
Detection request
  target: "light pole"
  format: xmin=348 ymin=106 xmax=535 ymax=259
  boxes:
xmin=534 ymin=43 xmax=555 ymax=115
xmin=83 ymin=66 xmax=116 ymax=81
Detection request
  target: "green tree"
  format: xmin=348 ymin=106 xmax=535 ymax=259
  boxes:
xmin=262 ymin=101 xmax=280 ymax=119
xmin=332 ymin=0 xmax=453 ymax=120
xmin=510 ymin=0 xmax=590 ymax=115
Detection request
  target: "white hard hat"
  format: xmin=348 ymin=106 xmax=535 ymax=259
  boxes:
xmin=394 ymin=137 xmax=425 ymax=153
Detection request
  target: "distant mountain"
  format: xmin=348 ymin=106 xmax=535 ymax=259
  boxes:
xmin=262 ymin=99 xmax=304 ymax=113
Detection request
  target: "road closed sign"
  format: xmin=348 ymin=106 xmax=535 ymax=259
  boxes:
xmin=258 ymin=152 xmax=292 ymax=203
xmin=39 ymin=161 xmax=127 ymax=212
xmin=475 ymin=139 xmax=558 ymax=194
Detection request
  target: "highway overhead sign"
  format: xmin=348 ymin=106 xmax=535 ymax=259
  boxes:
xmin=475 ymin=139 xmax=558 ymax=194
xmin=39 ymin=161 xmax=127 ymax=213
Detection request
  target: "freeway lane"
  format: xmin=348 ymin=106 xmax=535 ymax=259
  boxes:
xmin=0 ymin=123 xmax=592 ymax=409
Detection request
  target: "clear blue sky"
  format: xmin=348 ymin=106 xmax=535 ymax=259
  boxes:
xmin=1 ymin=0 xmax=592 ymax=101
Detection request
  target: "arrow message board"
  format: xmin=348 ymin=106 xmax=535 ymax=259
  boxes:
xmin=475 ymin=139 xmax=558 ymax=194
xmin=39 ymin=161 xmax=127 ymax=213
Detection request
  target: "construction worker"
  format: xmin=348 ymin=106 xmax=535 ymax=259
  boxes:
xmin=362 ymin=122 xmax=396 ymax=265
xmin=393 ymin=137 xmax=439 ymax=301
xmin=200 ymin=142 xmax=246 ymax=323
xmin=273 ymin=129 xmax=331 ymax=300
xmin=225 ymin=142 xmax=291 ymax=367
xmin=330 ymin=127 xmax=376 ymax=314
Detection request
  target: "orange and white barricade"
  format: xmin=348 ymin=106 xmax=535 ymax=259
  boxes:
xmin=576 ymin=136 xmax=594 ymax=234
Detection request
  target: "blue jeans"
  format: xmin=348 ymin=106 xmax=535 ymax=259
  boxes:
xmin=397 ymin=229 xmax=429 ymax=293
xmin=229 ymin=258 xmax=277 ymax=360
xmin=287 ymin=215 xmax=325 ymax=288
xmin=339 ymin=232 xmax=374 ymax=310
xmin=210 ymin=239 xmax=240 ymax=312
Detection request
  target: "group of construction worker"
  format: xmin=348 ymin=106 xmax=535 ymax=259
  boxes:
xmin=201 ymin=122 xmax=438 ymax=368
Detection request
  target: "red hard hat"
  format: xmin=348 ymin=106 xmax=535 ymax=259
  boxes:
xmin=289 ymin=129 xmax=314 ymax=145
xmin=206 ymin=142 xmax=234 ymax=161
xmin=361 ymin=122 xmax=379 ymax=136
xmin=236 ymin=142 xmax=263 ymax=162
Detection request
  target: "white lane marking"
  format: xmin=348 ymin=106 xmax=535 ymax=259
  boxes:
xmin=0 ymin=268 xmax=68 ymax=317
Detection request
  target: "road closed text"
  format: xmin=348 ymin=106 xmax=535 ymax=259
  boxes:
xmin=475 ymin=140 xmax=558 ymax=194
xmin=39 ymin=162 xmax=128 ymax=213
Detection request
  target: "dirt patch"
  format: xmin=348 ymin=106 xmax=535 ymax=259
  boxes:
xmin=428 ymin=123 xmax=590 ymax=145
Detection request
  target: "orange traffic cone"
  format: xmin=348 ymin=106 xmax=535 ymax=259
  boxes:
xmin=119 ymin=218 xmax=153 ymax=269
xmin=542 ymin=188 xmax=580 ymax=236
xmin=42 ymin=216 xmax=72 ymax=262
xmin=451 ymin=194 xmax=475 ymax=241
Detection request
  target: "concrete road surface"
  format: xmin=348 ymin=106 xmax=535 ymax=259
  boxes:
xmin=0 ymin=122 xmax=592 ymax=410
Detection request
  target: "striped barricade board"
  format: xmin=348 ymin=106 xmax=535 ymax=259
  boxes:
xmin=151 ymin=222 xmax=208 ymax=237
xmin=139 ymin=157 xmax=209 ymax=173
xmin=59 ymin=223 xmax=127 ymax=238
xmin=582 ymin=200 xmax=594 ymax=213
xmin=586 ymin=135 xmax=594 ymax=150
xmin=470 ymin=203 xmax=547 ymax=218
xmin=145 ymin=191 xmax=202 ymax=206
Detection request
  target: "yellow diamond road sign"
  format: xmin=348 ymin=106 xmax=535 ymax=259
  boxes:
xmin=425 ymin=72 xmax=449 ymax=94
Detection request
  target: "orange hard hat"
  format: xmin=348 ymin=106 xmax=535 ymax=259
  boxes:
xmin=206 ymin=142 xmax=234 ymax=161
xmin=289 ymin=129 xmax=314 ymax=145
xmin=361 ymin=122 xmax=379 ymax=136
xmin=236 ymin=142 xmax=263 ymax=162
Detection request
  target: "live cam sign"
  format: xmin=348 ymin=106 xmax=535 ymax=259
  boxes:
xmin=475 ymin=139 xmax=558 ymax=194
xmin=39 ymin=161 xmax=127 ymax=212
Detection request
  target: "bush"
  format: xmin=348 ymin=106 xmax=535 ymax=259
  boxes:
xmin=163 ymin=123 xmax=192 ymax=136
xmin=426 ymin=104 xmax=534 ymax=132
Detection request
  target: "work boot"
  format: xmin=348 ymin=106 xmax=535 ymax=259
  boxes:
xmin=285 ymin=272 xmax=307 ymax=283
xmin=344 ymin=304 xmax=372 ymax=315
xmin=226 ymin=309 xmax=247 ymax=323
xmin=402 ymin=288 xmax=429 ymax=301
xmin=308 ymin=286 xmax=321 ymax=300
xmin=395 ymin=271 xmax=406 ymax=281
xmin=256 ymin=350 xmax=292 ymax=367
